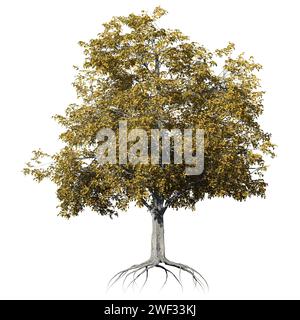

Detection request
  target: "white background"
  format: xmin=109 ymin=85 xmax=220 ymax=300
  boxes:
xmin=0 ymin=0 xmax=299 ymax=300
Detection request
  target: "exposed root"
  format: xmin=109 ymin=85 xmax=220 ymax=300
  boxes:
xmin=164 ymin=258 xmax=209 ymax=291
xmin=107 ymin=258 xmax=208 ymax=292
xmin=107 ymin=260 xmax=152 ymax=289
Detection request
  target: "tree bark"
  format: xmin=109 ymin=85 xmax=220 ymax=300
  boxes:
xmin=150 ymin=210 xmax=166 ymax=262
xmin=108 ymin=200 xmax=208 ymax=290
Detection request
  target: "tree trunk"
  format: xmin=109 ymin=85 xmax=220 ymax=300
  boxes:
xmin=150 ymin=211 xmax=166 ymax=262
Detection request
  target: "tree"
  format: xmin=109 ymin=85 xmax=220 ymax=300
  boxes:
xmin=24 ymin=7 xmax=275 ymax=290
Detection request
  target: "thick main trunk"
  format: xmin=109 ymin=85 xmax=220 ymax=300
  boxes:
xmin=108 ymin=204 xmax=208 ymax=290
xmin=150 ymin=212 xmax=165 ymax=262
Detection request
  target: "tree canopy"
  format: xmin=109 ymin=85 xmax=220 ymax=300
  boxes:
xmin=24 ymin=7 xmax=275 ymax=219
